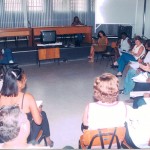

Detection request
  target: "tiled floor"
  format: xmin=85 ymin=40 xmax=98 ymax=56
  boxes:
xmin=21 ymin=58 xmax=131 ymax=149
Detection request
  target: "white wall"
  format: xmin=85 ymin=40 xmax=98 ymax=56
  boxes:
xmin=95 ymin=0 xmax=150 ymax=38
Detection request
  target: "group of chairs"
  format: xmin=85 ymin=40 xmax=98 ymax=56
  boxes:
xmin=79 ymin=127 xmax=133 ymax=149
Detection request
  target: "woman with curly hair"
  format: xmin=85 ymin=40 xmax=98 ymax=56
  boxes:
xmin=82 ymin=73 xmax=129 ymax=130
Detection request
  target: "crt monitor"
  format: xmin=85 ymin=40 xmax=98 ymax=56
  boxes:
xmin=40 ymin=30 xmax=56 ymax=44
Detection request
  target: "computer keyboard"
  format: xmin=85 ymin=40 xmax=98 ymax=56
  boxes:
xmin=37 ymin=42 xmax=63 ymax=46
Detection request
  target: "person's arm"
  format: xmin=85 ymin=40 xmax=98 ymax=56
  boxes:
xmin=27 ymin=94 xmax=42 ymax=125
xmin=105 ymin=37 xmax=108 ymax=46
xmin=127 ymin=39 xmax=132 ymax=48
xmin=139 ymin=63 xmax=150 ymax=72
xmin=132 ymin=46 xmax=144 ymax=57
xmin=82 ymin=104 xmax=89 ymax=126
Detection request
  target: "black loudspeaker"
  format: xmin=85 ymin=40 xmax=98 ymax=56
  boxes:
xmin=118 ymin=26 xmax=132 ymax=39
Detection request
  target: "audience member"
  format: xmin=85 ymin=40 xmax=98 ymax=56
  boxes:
xmin=82 ymin=73 xmax=129 ymax=131
xmin=113 ymin=36 xmax=146 ymax=77
xmin=125 ymin=102 xmax=150 ymax=148
xmin=71 ymin=16 xmax=84 ymax=46
xmin=0 ymin=105 xmax=47 ymax=149
xmin=122 ymin=39 xmax=150 ymax=94
xmin=113 ymin=32 xmax=131 ymax=60
xmin=0 ymin=67 xmax=53 ymax=147
xmin=88 ymin=30 xmax=108 ymax=63
xmin=0 ymin=48 xmax=14 ymax=64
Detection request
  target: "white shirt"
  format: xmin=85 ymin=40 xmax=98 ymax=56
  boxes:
xmin=132 ymin=44 xmax=146 ymax=60
xmin=127 ymin=104 xmax=150 ymax=148
xmin=144 ymin=51 xmax=150 ymax=63
xmin=119 ymin=37 xmax=131 ymax=55
xmin=87 ymin=101 xmax=127 ymax=130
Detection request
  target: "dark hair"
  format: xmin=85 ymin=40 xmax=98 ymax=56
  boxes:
xmin=0 ymin=105 xmax=21 ymax=142
xmin=134 ymin=36 xmax=143 ymax=43
xmin=145 ymin=39 xmax=150 ymax=47
xmin=73 ymin=16 xmax=79 ymax=22
xmin=97 ymin=30 xmax=106 ymax=38
xmin=1 ymin=67 xmax=24 ymax=97
xmin=121 ymin=32 xmax=128 ymax=37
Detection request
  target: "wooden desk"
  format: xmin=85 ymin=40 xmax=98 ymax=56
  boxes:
xmin=0 ymin=28 xmax=32 ymax=47
xmin=38 ymin=47 xmax=60 ymax=66
xmin=32 ymin=26 xmax=92 ymax=46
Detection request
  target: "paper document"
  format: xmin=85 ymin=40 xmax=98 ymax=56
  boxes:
xmin=132 ymin=72 xmax=148 ymax=82
xmin=130 ymin=91 xmax=150 ymax=98
xmin=36 ymin=100 xmax=43 ymax=107
xmin=144 ymin=97 xmax=150 ymax=105
xmin=129 ymin=61 xmax=139 ymax=70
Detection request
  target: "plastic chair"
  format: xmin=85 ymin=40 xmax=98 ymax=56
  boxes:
xmin=79 ymin=127 xmax=126 ymax=149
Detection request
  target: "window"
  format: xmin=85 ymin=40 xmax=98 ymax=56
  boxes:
xmin=53 ymin=0 xmax=70 ymax=12
xmin=71 ymin=0 xmax=87 ymax=12
xmin=27 ymin=0 xmax=43 ymax=12
xmin=5 ymin=0 xmax=21 ymax=12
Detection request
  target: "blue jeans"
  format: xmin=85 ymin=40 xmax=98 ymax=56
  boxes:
xmin=124 ymin=68 xmax=137 ymax=95
xmin=133 ymin=97 xmax=146 ymax=109
xmin=117 ymin=53 xmax=136 ymax=73
xmin=0 ymin=48 xmax=14 ymax=64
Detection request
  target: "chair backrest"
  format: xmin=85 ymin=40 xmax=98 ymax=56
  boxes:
xmin=79 ymin=127 xmax=126 ymax=149
xmin=111 ymin=42 xmax=117 ymax=48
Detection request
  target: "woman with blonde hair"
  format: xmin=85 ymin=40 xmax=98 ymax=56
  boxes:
xmin=82 ymin=73 xmax=129 ymax=130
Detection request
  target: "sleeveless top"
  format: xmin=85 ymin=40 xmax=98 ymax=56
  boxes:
xmin=21 ymin=93 xmax=32 ymax=122
xmin=94 ymin=36 xmax=107 ymax=52
xmin=132 ymin=44 xmax=146 ymax=60
xmin=87 ymin=101 xmax=127 ymax=130
xmin=120 ymin=37 xmax=131 ymax=52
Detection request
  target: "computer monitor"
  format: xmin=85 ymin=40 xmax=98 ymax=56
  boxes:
xmin=40 ymin=30 xmax=56 ymax=44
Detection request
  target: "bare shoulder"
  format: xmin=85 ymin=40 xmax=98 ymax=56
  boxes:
xmin=23 ymin=92 xmax=35 ymax=103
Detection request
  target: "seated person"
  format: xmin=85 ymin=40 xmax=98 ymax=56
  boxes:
xmin=82 ymin=73 xmax=130 ymax=131
xmin=122 ymin=39 xmax=150 ymax=94
xmin=71 ymin=16 xmax=84 ymax=46
xmin=113 ymin=36 xmax=146 ymax=77
xmin=133 ymin=63 xmax=150 ymax=91
xmin=0 ymin=48 xmax=14 ymax=64
xmin=113 ymin=32 xmax=131 ymax=60
xmin=88 ymin=30 xmax=108 ymax=63
xmin=125 ymin=101 xmax=150 ymax=148
xmin=0 ymin=67 xmax=53 ymax=147
xmin=0 ymin=105 xmax=46 ymax=148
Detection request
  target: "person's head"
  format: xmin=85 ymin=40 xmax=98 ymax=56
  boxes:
xmin=97 ymin=30 xmax=106 ymax=38
xmin=0 ymin=105 xmax=30 ymax=143
xmin=134 ymin=36 xmax=143 ymax=45
xmin=1 ymin=67 xmax=27 ymax=97
xmin=145 ymin=39 xmax=150 ymax=51
xmin=121 ymin=32 xmax=128 ymax=39
xmin=93 ymin=73 xmax=119 ymax=103
xmin=73 ymin=16 xmax=80 ymax=23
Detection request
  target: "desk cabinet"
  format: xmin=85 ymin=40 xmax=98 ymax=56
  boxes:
xmin=38 ymin=47 xmax=60 ymax=66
